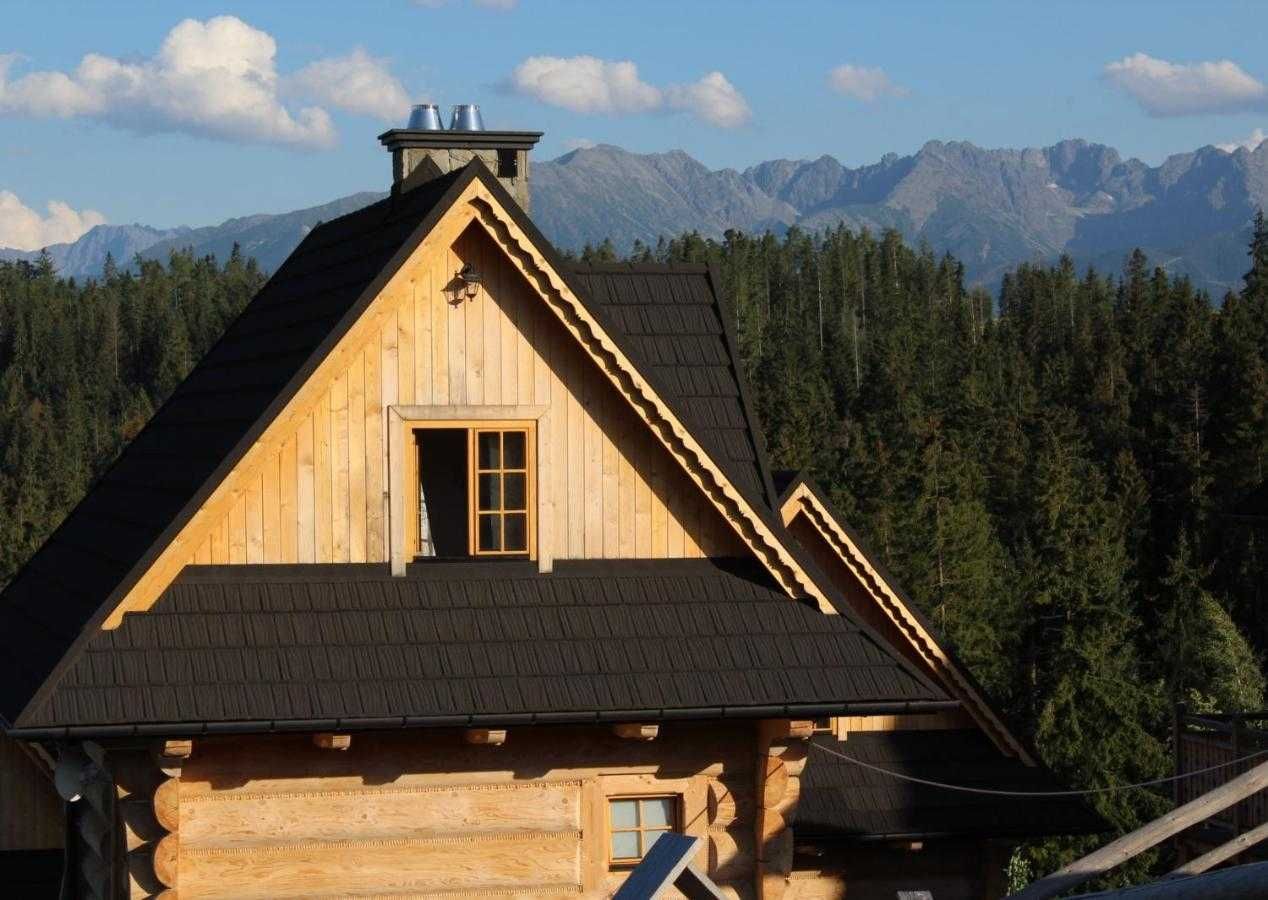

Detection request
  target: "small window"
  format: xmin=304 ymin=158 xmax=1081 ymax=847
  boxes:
xmin=414 ymin=423 xmax=534 ymax=559
xmin=473 ymin=429 xmax=530 ymax=555
xmin=497 ymin=148 xmax=518 ymax=179
xmin=608 ymin=796 xmax=679 ymax=866
xmin=812 ymin=717 xmax=833 ymax=733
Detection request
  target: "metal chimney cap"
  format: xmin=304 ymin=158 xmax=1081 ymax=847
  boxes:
xmin=450 ymin=104 xmax=485 ymax=131
xmin=407 ymin=103 xmax=444 ymax=130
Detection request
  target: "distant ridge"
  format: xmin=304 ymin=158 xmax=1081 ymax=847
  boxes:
xmin=5 ymin=138 xmax=1266 ymax=294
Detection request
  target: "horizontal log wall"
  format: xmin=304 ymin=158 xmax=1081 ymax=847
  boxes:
xmin=182 ymin=220 xmax=742 ymax=571
xmin=153 ymin=723 xmax=756 ymax=899
xmin=0 ymin=732 xmax=62 ymax=851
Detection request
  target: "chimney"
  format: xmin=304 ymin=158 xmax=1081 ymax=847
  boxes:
xmin=378 ymin=103 xmax=543 ymax=211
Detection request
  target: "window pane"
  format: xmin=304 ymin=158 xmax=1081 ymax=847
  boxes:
xmin=641 ymin=797 xmax=673 ymax=827
xmin=503 ymin=473 xmax=526 ymax=510
xmin=610 ymin=830 xmax=639 ymax=860
xmin=478 ymin=514 xmax=501 ymax=551
xmin=478 ymin=432 xmax=500 ymax=470
xmin=503 ymin=431 xmax=526 ymax=468
xmin=642 ymin=829 xmax=670 ymax=855
xmin=478 ymin=474 xmax=500 ymax=511
xmin=504 ymin=513 xmax=527 ymax=551
xmin=610 ymin=799 xmax=637 ymax=828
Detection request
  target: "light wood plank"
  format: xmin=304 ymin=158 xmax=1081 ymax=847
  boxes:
xmin=634 ymin=439 xmax=652 ymax=557
xmin=262 ymin=452 xmax=280 ymax=564
xmin=279 ymin=435 xmax=298 ymax=562
xmin=415 ymin=272 xmax=432 ymax=406
xmin=314 ymin=390 xmax=333 ymax=563
xmin=584 ymin=395 xmax=602 ymax=558
xmin=363 ymin=340 xmax=384 ymax=563
xmin=397 ymin=281 xmax=415 ymax=407
xmin=297 ymin=414 xmax=315 ymax=564
xmin=602 ymin=426 xmax=619 ymax=558
xmin=464 ymin=234 xmax=483 ymax=405
xmin=332 ymin=372 xmax=350 ymax=563
xmin=348 ymin=353 xmax=367 ymax=563
xmin=447 ymin=247 xmax=466 ymax=405
xmin=483 ymin=234 xmax=503 ymax=405
xmin=229 ymin=494 xmax=247 ymax=564
xmin=431 ymin=261 xmax=449 ymax=409
xmin=245 ymin=474 xmax=263 ymax=564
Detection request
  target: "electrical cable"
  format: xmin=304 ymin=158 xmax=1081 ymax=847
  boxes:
xmin=809 ymin=739 xmax=1268 ymax=798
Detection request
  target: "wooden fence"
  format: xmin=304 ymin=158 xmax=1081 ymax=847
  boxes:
xmin=1174 ymin=708 xmax=1268 ymax=839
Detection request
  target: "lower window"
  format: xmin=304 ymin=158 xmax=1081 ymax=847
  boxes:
xmin=608 ymin=795 xmax=679 ymax=865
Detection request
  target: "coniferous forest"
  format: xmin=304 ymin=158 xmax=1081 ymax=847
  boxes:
xmin=4 ymin=220 xmax=1268 ymax=881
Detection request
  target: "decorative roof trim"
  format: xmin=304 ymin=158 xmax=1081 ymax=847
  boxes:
xmin=778 ymin=475 xmax=1033 ymax=763
xmin=467 ymin=188 xmax=836 ymax=612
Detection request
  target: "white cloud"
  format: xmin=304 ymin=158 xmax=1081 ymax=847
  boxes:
xmin=509 ymin=55 xmax=750 ymax=128
xmin=288 ymin=47 xmax=411 ymax=122
xmin=0 ymin=16 xmax=421 ymax=148
xmin=562 ymin=137 xmax=597 ymax=151
xmin=1104 ymin=53 xmax=1267 ymax=117
xmin=0 ymin=191 xmax=105 ymax=251
xmin=827 ymin=64 xmax=908 ymax=102
xmin=1216 ymin=127 xmax=1268 ymax=153
xmin=510 ymin=56 xmax=661 ymax=115
xmin=666 ymin=71 xmax=751 ymax=128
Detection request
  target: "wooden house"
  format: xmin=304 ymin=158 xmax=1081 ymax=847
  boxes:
xmin=0 ymin=120 xmax=1098 ymax=899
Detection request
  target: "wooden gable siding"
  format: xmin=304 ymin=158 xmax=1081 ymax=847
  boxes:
xmin=116 ymin=724 xmax=756 ymax=899
xmin=781 ymin=487 xmax=1027 ymax=762
xmin=0 ymin=732 xmax=62 ymax=851
xmin=181 ymin=220 xmax=742 ymax=573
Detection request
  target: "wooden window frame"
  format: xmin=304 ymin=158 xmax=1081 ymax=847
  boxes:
xmin=605 ymin=793 xmax=681 ymax=868
xmin=405 ymin=419 xmax=537 ymax=561
xmin=470 ymin=427 xmax=534 ymax=557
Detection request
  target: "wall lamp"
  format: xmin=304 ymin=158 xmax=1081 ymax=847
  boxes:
xmin=457 ymin=263 xmax=481 ymax=301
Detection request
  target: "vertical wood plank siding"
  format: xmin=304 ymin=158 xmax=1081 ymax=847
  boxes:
xmin=181 ymin=223 xmax=743 ymax=567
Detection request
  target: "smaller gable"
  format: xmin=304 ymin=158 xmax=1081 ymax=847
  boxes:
xmin=773 ymin=471 xmax=1032 ymax=763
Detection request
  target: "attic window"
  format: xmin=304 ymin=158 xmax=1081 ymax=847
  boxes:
xmin=497 ymin=149 xmax=518 ymax=179
xmin=413 ymin=423 xmax=535 ymax=558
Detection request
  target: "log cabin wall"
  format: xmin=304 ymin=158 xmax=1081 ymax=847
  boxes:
xmin=119 ymin=722 xmax=758 ymax=899
xmin=177 ymin=221 xmax=743 ymax=573
xmin=0 ymin=731 xmax=63 ymax=851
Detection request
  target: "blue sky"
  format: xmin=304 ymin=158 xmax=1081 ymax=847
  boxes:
xmin=1 ymin=0 xmax=1266 ymax=248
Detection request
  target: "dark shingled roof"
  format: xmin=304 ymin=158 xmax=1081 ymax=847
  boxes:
xmin=0 ymin=167 xmax=471 ymax=727
xmin=796 ymin=731 xmax=1105 ymax=841
xmin=0 ymin=161 xmax=878 ymax=733
xmin=17 ymin=559 xmax=948 ymax=734
xmin=568 ymin=265 xmax=776 ymax=508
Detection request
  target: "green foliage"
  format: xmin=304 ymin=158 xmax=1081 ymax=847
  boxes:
xmin=646 ymin=221 xmax=1268 ymax=882
xmin=0 ymin=248 xmax=264 ymax=589
xmin=4 ymin=208 xmax=1268 ymax=888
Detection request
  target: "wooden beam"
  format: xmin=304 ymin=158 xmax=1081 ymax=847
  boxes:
xmin=1065 ymin=861 xmax=1268 ymax=898
xmin=1010 ymin=759 xmax=1268 ymax=899
xmin=160 ymin=739 xmax=192 ymax=759
xmin=613 ymin=723 xmax=659 ymax=741
xmin=463 ymin=728 xmax=507 ymax=746
xmin=312 ymin=733 xmax=351 ymax=751
xmin=1165 ymin=821 xmax=1268 ymax=878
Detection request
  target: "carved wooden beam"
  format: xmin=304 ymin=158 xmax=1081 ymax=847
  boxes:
xmin=312 ymin=733 xmax=352 ymax=751
xmin=612 ymin=723 xmax=659 ymax=741
xmin=754 ymin=720 xmax=812 ymax=900
xmin=463 ymin=728 xmax=507 ymax=746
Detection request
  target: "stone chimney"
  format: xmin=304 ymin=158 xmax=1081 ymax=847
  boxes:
xmin=378 ymin=104 xmax=542 ymax=211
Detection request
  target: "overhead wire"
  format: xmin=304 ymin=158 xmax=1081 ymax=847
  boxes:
xmin=808 ymin=739 xmax=1268 ymax=798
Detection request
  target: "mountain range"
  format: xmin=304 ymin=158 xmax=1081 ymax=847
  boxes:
xmin=5 ymin=138 xmax=1266 ymax=295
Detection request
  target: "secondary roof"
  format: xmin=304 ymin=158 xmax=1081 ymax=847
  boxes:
xmin=13 ymin=559 xmax=950 ymax=736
